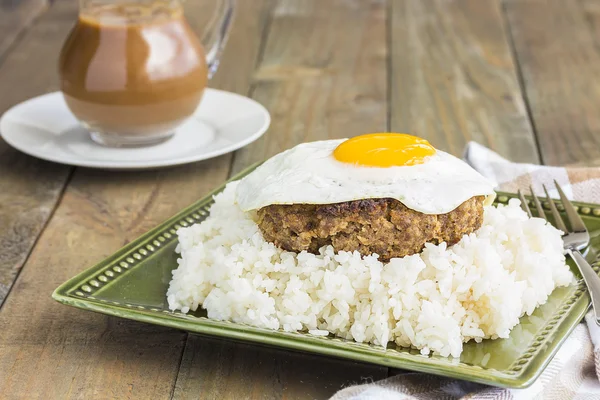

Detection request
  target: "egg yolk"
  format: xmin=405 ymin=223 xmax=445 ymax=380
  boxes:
xmin=333 ymin=133 xmax=436 ymax=167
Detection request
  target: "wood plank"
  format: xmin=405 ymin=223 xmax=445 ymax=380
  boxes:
xmin=390 ymin=0 xmax=539 ymax=162
xmin=175 ymin=336 xmax=377 ymax=400
xmin=231 ymin=0 xmax=389 ymax=174
xmin=0 ymin=1 xmax=271 ymax=398
xmin=174 ymin=1 xmax=389 ymax=399
xmin=0 ymin=0 xmax=48 ymax=58
xmin=0 ymin=0 xmax=75 ymax=305
xmin=504 ymin=0 xmax=600 ymax=166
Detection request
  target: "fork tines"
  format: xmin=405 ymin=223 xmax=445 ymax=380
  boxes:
xmin=543 ymin=184 xmax=567 ymax=232
xmin=518 ymin=189 xmax=532 ymax=217
xmin=553 ymin=181 xmax=587 ymax=233
xmin=520 ymin=182 xmax=587 ymax=234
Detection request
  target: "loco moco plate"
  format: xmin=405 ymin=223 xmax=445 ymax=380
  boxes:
xmin=52 ymin=165 xmax=600 ymax=388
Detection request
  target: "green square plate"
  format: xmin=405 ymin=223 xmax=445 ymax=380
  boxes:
xmin=53 ymin=165 xmax=600 ymax=388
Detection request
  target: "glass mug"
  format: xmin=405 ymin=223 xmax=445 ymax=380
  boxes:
xmin=58 ymin=0 xmax=235 ymax=147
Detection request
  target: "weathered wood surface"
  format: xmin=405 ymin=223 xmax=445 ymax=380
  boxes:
xmin=504 ymin=0 xmax=600 ymax=166
xmin=174 ymin=1 xmax=389 ymax=398
xmin=0 ymin=0 xmax=48 ymax=58
xmin=0 ymin=0 xmax=74 ymax=306
xmin=1 ymin=0 xmax=596 ymax=398
xmin=174 ymin=336 xmax=380 ymax=400
xmin=390 ymin=0 xmax=538 ymax=163
xmin=231 ymin=0 xmax=388 ymax=174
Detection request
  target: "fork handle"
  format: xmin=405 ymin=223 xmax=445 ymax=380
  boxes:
xmin=567 ymin=249 xmax=600 ymax=325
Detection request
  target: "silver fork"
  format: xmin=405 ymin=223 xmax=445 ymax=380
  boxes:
xmin=518 ymin=182 xmax=600 ymax=325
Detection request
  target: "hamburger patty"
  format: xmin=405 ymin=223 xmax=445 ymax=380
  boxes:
xmin=256 ymin=196 xmax=484 ymax=261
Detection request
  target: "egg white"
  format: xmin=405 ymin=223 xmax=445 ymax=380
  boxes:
xmin=235 ymin=139 xmax=496 ymax=214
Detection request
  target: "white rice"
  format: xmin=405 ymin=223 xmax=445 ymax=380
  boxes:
xmin=167 ymin=182 xmax=574 ymax=357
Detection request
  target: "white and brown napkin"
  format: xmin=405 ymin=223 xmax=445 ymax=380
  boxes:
xmin=331 ymin=142 xmax=600 ymax=400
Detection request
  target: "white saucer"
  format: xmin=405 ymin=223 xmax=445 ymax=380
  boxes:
xmin=0 ymin=89 xmax=270 ymax=169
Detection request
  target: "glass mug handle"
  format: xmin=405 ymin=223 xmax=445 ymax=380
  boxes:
xmin=201 ymin=0 xmax=236 ymax=79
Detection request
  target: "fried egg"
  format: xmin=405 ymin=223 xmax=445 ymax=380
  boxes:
xmin=235 ymin=133 xmax=496 ymax=214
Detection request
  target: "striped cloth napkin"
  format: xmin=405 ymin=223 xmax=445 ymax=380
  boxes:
xmin=331 ymin=142 xmax=600 ymax=400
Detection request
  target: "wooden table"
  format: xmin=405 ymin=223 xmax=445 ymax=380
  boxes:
xmin=0 ymin=0 xmax=597 ymax=398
